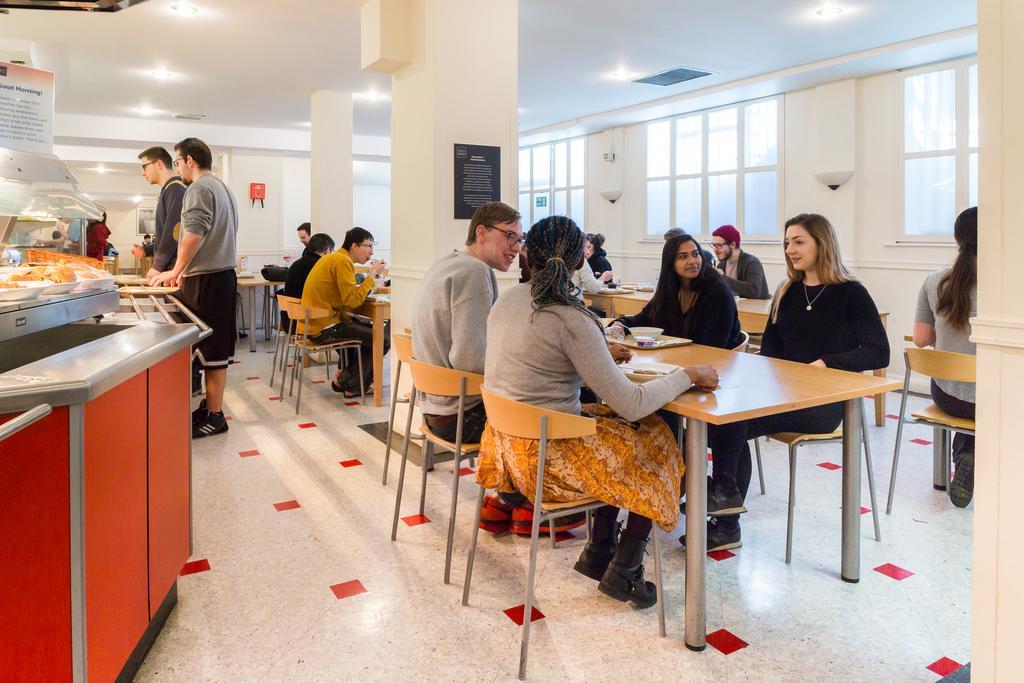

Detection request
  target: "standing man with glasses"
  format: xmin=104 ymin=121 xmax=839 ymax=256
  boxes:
xmin=299 ymin=226 xmax=388 ymax=397
xmin=710 ymin=224 xmax=771 ymax=299
xmin=135 ymin=146 xmax=186 ymax=281
xmin=152 ymin=137 xmax=240 ymax=438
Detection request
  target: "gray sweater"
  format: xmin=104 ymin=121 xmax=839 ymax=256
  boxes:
xmin=413 ymin=251 xmax=499 ymax=415
xmin=485 ymin=284 xmax=692 ymax=421
xmin=181 ymin=173 xmax=239 ymax=276
xmin=916 ymin=268 xmax=976 ymax=403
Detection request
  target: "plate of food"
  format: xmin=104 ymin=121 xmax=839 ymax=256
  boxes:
xmin=68 ymin=264 xmax=115 ymax=289
xmin=618 ymin=362 xmax=680 ymax=383
xmin=599 ymin=286 xmax=636 ymax=295
xmin=0 ymin=279 xmax=50 ymax=302
xmin=40 ymin=264 xmax=79 ymax=294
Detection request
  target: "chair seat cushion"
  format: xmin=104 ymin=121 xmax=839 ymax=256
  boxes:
xmin=911 ymin=403 xmax=976 ymax=431
xmin=768 ymin=430 xmax=842 ymax=446
xmin=418 ymin=425 xmax=481 ymax=452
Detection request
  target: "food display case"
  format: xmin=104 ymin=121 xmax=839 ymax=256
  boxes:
xmin=0 ymin=262 xmax=206 ymax=681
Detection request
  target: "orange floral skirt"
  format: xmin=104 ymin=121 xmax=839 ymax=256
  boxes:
xmin=476 ymin=404 xmax=683 ymax=531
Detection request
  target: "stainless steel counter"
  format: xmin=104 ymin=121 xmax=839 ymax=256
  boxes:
xmin=0 ymin=317 xmax=202 ymax=412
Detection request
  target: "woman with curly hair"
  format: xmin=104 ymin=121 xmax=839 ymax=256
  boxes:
xmin=477 ymin=215 xmax=718 ymax=608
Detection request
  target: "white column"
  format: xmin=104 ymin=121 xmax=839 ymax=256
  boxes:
xmin=310 ymin=90 xmax=354 ymax=233
xmin=973 ymin=1 xmax=1024 ymax=679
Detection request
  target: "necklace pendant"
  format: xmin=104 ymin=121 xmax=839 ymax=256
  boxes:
xmin=806 ymin=304 xmax=812 ymax=311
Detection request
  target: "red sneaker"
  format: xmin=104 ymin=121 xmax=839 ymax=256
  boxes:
xmin=479 ymin=494 xmax=513 ymax=533
xmin=510 ymin=501 xmax=587 ymax=536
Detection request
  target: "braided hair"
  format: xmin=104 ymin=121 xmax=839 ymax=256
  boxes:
xmin=525 ymin=216 xmax=601 ymax=329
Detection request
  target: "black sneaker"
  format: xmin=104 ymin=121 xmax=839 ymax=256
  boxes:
xmin=949 ymin=452 xmax=974 ymax=508
xmin=679 ymin=518 xmax=742 ymax=552
xmin=191 ymin=399 xmax=209 ymax=426
xmin=707 ymin=484 xmax=747 ymax=516
xmin=193 ymin=411 xmax=228 ymax=439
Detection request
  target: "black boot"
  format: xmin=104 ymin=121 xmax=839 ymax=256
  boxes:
xmin=597 ymin=533 xmax=658 ymax=608
xmin=573 ymin=516 xmax=619 ymax=581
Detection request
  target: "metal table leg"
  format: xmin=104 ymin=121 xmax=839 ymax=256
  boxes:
xmin=684 ymin=418 xmax=708 ymax=651
xmin=932 ymin=427 xmax=950 ymax=490
xmin=841 ymin=398 xmax=862 ymax=583
xmin=248 ymin=286 xmax=256 ymax=352
xmin=263 ymin=284 xmax=272 ymax=341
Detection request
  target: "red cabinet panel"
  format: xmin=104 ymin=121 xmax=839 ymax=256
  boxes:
xmin=147 ymin=348 xmax=191 ymax=617
xmin=84 ymin=375 xmax=149 ymax=683
xmin=0 ymin=407 xmax=72 ymax=682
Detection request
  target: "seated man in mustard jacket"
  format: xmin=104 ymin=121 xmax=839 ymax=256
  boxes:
xmin=299 ymin=226 xmax=388 ymax=397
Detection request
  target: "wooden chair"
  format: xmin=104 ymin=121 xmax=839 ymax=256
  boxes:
xmin=732 ymin=331 xmax=750 ymax=354
xmin=381 ymin=332 xmax=425 ymax=486
xmin=269 ymin=294 xmax=301 ymax=390
xmin=390 ymin=359 xmax=483 ymax=585
xmin=610 ymin=296 xmax=647 ymax=317
xmin=885 ymin=347 xmax=976 ymax=514
xmin=282 ymin=300 xmax=365 ymax=414
xmin=462 ymin=388 xmax=666 ymax=681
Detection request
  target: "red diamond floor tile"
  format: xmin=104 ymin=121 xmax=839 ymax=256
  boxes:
xmin=273 ymin=500 xmax=301 ymax=511
xmin=311 ymin=380 xmax=326 ymax=384
xmin=402 ymin=514 xmax=431 ymax=527
xmin=926 ymin=657 xmax=963 ymax=676
xmin=910 ymin=438 xmax=933 ymax=445
xmin=339 ymin=459 xmax=362 ymax=468
xmin=503 ymin=604 xmax=545 ymax=625
xmin=708 ymin=549 xmax=736 ymax=561
xmin=459 ymin=467 xmax=475 ymax=476
xmin=861 ymin=506 xmax=871 ymax=515
xmin=180 ymin=559 xmax=211 ymax=576
xmin=874 ymin=563 xmax=914 ymax=580
xmin=330 ymin=579 xmax=367 ymax=599
xmin=268 ymin=396 xmax=282 ymax=401
xmin=298 ymin=422 xmax=317 ymax=429
xmin=816 ymin=461 xmax=842 ymax=470
xmin=706 ymin=628 xmax=748 ymax=655
xmin=239 ymin=449 xmax=260 ymax=458
xmin=225 ymin=416 xmax=233 ymax=421
xmin=886 ymin=413 xmax=900 ymax=420
xmin=344 ymin=401 xmax=360 ymax=407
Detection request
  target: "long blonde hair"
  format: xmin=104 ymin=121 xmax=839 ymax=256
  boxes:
xmin=770 ymin=213 xmax=855 ymax=323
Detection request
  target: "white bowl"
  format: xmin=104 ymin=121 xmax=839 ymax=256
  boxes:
xmin=619 ymin=362 xmax=680 ymax=383
xmin=0 ymin=280 xmax=50 ymax=301
xmin=629 ymin=326 xmax=664 ymax=338
xmin=43 ymin=280 xmax=80 ymax=295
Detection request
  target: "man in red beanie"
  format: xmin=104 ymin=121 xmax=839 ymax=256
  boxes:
xmin=710 ymin=224 xmax=770 ymax=299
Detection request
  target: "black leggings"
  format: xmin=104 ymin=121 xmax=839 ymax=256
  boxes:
xmin=595 ymin=502 xmax=652 ymax=539
xmin=709 ymin=402 xmax=844 ymax=530
xmin=930 ymin=380 xmax=975 ymax=457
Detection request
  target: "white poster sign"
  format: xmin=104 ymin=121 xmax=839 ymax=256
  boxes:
xmin=0 ymin=61 xmax=55 ymax=154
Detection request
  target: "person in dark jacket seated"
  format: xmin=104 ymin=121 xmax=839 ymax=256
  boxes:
xmin=280 ymin=232 xmax=334 ymax=329
xmin=710 ymin=224 xmax=771 ymax=299
xmin=686 ymin=213 xmax=890 ymax=552
xmin=585 ymin=232 xmax=613 ymax=278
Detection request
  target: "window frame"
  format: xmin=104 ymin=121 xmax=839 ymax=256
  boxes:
xmin=897 ymin=56 xmax=978 ymax=243
xmin=642 ymin=94 xmax=784 ymax=241
xmin=518 ymin=137 xmax=587 ymax=228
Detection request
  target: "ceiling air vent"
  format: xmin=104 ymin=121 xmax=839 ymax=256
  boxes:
xmin=633 ymin=67 xmax=713 ymax=87
xmin=0 ymin=0 xmax=152 ymax=11
xmin=172 ymin=113 xmax=207 ymax=121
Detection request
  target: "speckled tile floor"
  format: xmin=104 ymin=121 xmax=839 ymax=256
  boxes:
xmin=135 ymin=339 xmax=972 ymax=682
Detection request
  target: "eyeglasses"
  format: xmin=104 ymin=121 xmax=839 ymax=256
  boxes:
xmin=357 ymin=241 xmax=374 ymax=248
xmin=173 ymin=157 xmax=185 ymax=167
xmin=711 ymin=241 xmax=728 ymax=249
xmin=141 ymin=160 xmax=158 ymax=171
xmin=484 ymin=224 xmax=525 ymax=246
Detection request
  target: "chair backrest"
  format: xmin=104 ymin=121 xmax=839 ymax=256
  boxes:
xmin=731 ymin=330 xmax=750 ymax=353
xmin=905 ymin=347 xmax=976 ymax=383
xmin=480 ymin=386 xmax=596 ymax=440
xmin=276 ymin=293 xmax=300 ymax=307
xmin=283 ymin=299 xmax=333 ymax=322
xmin=612 ymin=297 xmax=647 ymax=316
xmin=407 ymin=358 xmax=484 ymax=397
xmin=393 ymin=332 xmax=413 ymax=363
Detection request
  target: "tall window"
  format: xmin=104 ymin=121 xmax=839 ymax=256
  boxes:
xmin=645 ymin=96 xmax=781 ymax=238
xmin=901 ymin=58 xmax=978 ymax=240
xmin=519 ymin=138 xmax=586 ymax=227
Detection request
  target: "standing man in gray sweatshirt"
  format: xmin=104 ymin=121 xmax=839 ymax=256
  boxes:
xmin=153 ymin=137 xmax=239 ymax=438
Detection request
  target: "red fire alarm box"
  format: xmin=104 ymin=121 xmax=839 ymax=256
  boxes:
xmin=249 ymin=182 xmax=266 ymax=207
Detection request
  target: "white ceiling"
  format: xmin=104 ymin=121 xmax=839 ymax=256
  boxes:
xmin=0 ymin=0 xmax=977 ymax=139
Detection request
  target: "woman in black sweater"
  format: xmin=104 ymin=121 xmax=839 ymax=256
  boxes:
xmin=694 ymin=213 xmax=890 ymax=552
xmin=610 ymin=233 xmax=744 ymax=350
xmin=585 ymin=233 xmax=614 ymax=278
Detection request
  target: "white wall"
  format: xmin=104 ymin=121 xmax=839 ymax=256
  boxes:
xmin=585 ymin=68 xmax=964 ymax=387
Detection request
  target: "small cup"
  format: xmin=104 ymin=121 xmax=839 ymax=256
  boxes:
xmin=633 ymin=335 xmax=657 ymax=348
xmin=604 ymin=324 xmax=625 ymax=343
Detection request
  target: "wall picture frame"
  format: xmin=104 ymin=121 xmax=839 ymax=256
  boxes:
xmin=136 ymin=207 xmax=157 ymax=237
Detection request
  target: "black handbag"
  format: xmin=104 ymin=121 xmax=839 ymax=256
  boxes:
xmin=261 ymin=264 xmax=289 ymax=282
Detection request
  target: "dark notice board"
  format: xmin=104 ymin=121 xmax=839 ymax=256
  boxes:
xmin=454 ymin=143 xmax=500 ymax=219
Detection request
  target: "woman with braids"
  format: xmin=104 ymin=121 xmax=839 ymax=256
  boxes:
xmin=477 ymin=215 xmax=719 ymax=608
xmin=692 ymin=213 xmax=889 ymax=552
xmin=913 ymin=207 xmax=977 ymax=507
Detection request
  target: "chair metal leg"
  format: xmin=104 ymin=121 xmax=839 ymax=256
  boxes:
xmin=462 ymin=486 xmax=486 ymax=606
xmin=288 ymin=341 xmax=300 ymax=397
xmin=753 ymin=438 xmax=766 ymax=495
xmin=785 ymin=444 xmax=797 ymax=564
xmin=585 ymin=509 xmax=592 ymax=543
xmin=860 ymin=404 xmax=882 ymax=542
xmin=419 ymin=441 xmax=433 ymax=517
xmin=444 ymin=445 xmax=463 ymax=585
xmin=886 ymin=373 xmax=912 ymax=514
xmin=518 ymin=495 xmax=544 ymax=681
xmin=295 ymin=346 xmax=307 ymax=415
xmin=391 ymin=388 xmax=418 ymax=541
xmin=356 ymin=348 xmax=366 ymax=406
xmin=382 ymin=361 xmax=403 ymax=486
xmin=269 ymin=324 xmax=283 ymax=388
xmin=653 ymin=529 xmax=665 ymax=637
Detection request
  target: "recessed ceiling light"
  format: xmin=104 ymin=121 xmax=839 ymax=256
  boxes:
xmin=150 ymin=69 xmax=174 ymax=80
xmin=94 ymin=166 xmax=108 ymax=174
xmin=816 ymin=5 xmax=843 ymax=16
xmin=170 ymin=3 xmax=199 ymax=16
xmin=132 ymin=195 xmax=143 ymax=203
xmin=608 ymin=70 xmax=637 ymax=82
xmin=136 ymin=105 xmax=155 ymax=116
xmin=299 ymin=121 xmax=312 ymax=127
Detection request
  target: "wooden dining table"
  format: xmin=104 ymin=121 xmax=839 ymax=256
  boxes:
xmin=632 ymin=343 xmax=901 ymax=651
xmin=236 ymin=277 xmax=283 ymax=353
xmin=353 ymin=297 xmax=391 ymax=407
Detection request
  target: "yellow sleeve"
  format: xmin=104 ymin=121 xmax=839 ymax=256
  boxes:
xmin=335 ymin=257 xmax=374 ymax=310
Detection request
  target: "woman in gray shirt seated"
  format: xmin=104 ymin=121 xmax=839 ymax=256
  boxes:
xmin=914 ymin=207 xmax=977 ymax=507
xmin=478 ymin=216 xmax=718 ymax=608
